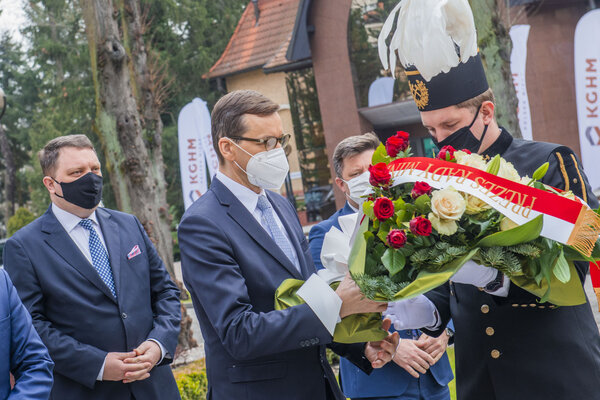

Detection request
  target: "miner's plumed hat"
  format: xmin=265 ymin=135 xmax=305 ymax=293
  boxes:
xmin=378 ymin=0 xmax=489 ymax=111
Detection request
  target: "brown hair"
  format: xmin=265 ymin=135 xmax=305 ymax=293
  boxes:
xmin=211 ymin=90 xmax=280 ymax=162
xmin=38 ymin=135 xmax=95 ymax=176
xmin=456 ymin=88 xmax=495 ymax=113
xmin=333 ymin=132 xmax=380 ymax=178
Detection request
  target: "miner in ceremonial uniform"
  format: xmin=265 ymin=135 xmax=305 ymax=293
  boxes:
xmin=379 ymin=1 xmax=600 ymax=399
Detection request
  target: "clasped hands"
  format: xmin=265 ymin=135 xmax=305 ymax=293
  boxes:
xmin=102 ymin=340 xmax=162 ymax=383
xmin=393 ymin=331 xmax=449 ymax=378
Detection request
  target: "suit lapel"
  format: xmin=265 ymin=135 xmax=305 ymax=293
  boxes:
xmin=213 ymin=179 xmax=303 ymax=280
xmin=267 ymin=192 xmax=314 ymax=279
xmin=41 ymin=208 xmax=117 ymax=303
xmin=96 ymin=208 xmax=122 ymax=299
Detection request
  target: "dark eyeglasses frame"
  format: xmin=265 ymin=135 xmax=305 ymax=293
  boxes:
xmin=228 ymin=134 xmax=291 ymax=151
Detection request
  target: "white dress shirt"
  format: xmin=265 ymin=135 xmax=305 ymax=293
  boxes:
xmin=216 ymin=171 xmax=300 ymax=271
xmin=215 ymin=171 xmax=342 ymax=335
xmin=51 ymin=203 xmax=165 ymax=380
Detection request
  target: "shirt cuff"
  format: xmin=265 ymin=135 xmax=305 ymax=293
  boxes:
xmin=97 ymin=357 xmax=106 ymax=381
xmin=297 ymin=273 xmax=342 ymax=336
xmin=147 ymin=338 xmax=167 ymax=364
xmin=424 ymin=302 xmax=441 ymax=330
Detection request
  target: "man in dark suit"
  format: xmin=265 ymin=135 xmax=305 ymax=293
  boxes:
xmin=1 ymin=268 xmax=54 ymax=400
xmin=4 ymin=135 xmax=181 ymax=400
xmin=309 ymin=133 xmax=453 ymax=400
xmin=380 ymin=1 xmax=600 ymax=398
xmin=178 ymin=90 xmax=397 ymax=400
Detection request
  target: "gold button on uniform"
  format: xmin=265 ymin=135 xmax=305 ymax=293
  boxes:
xmin=529 ymin=304 xmax=536 ymax=307
xmin=481 ymin=304 xmax=490 ymax=314
xmin=491 ymin=349 xmax=500 ymax=359
xmin=486 ymin=327 xmax=495 ymax=336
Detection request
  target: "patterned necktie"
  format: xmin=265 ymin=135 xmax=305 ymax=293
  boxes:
xmin=256 ymin=195 xmax=300 ymax=272
xmin=79 ymin=219 xmax=117 ymax=298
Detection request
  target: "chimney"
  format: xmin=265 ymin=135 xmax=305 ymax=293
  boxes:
xmin=252 ymin=0 xmax=260 ymax=26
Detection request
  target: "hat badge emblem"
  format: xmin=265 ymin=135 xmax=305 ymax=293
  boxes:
xmin=408 ymin=79 xmax=429 ymax=110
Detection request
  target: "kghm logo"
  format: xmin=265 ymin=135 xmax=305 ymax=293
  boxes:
xmin=189 ymin=189 xmax=202 ymax=203
xmin=586 ymin=126 xmax=600 ymax=146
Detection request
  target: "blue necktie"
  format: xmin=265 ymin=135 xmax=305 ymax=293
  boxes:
xmin=256 ymin=195 xmax=300 ymax=272
xmin=79 ymin=219 xmax=117 ymax=298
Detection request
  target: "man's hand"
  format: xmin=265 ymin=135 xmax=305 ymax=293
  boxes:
xmin=336 ymin=273 xmax=387 ymax=318
xmin=417 ymin=331 xmax=449 ymax=364
xmin=102 ymin=351 xmax=151 ymax=382
xmin=365 ymin=319 xmax=399 ymax=368
xmin=122 ymin=341 xmax=162 ymax=383
xmin=392 ymin=339 xmax=435 ymax=378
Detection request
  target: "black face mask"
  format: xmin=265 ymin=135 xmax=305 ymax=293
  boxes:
xmin=53 ymin=172 xmax=103 ymax=209
xmin=433 ymin=105 xmax=489 ymax=154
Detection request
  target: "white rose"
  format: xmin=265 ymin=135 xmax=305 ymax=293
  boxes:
xmin=500 ymin=217 xmax=519 ymax=231
xmin=456 ymin=152 xmax=488 ymax=171
xmin=430 ymin=187 xmax=466 ymax=221
xmin=464 ymin=194 xmax=492 ymax=215
xmin=497 ymin=159 xmax=521 ymax=182
xmin=429 ymin=212 xmax=458 ymax=236
xmin=520 ymin=175 xmax=532 ymax=186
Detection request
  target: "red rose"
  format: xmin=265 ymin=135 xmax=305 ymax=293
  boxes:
xmin=369 ymin=163 xmax=391 ymax=186
xmin=437 ymin=145 xmax=456 ymax=162
xmin=411 ymin=181 xmax=433 ymax=199
xmin=461 ymin=149 xmax=472 ymax=154
xmin=385 ymin=131 xmax=410 ymax=158
xmin=373 ymin=197 xmax=395 ymax=220
xmin=387 ymin=229 xmax=407 ymax=248
xmin=409 ymin=216 xmax=432 ymax=236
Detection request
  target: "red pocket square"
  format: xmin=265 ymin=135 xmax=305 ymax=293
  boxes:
xmin=127 ymin=245 xmax=142 ymax=260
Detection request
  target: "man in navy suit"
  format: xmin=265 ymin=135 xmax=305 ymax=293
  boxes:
xmin=178 ymin=90 xmax=398 ymax=400
xmin=309 ymin=133 xmax=453 ymax=400
xmin=4 ymin=135 xmax=181 ymax=400
xmin=1 ymin=268 xmax=54 ymax=399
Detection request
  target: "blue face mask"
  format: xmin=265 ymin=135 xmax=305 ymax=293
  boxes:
xmin=53 ymin=172 xmax=103 ymax=209
xmin=432 ymin=106 xmax=489 ymax=154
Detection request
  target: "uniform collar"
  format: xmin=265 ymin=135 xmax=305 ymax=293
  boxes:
xmin=51 ymin=203 xmax=99 ymax=234
xmin=481 ymin=128 xmax=513 ymax=158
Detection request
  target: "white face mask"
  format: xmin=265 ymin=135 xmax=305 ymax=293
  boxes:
xmin=342 ymin=171 xmax=371 ymax=204
xmin=228 ymin=139 xmax=290 ymax=189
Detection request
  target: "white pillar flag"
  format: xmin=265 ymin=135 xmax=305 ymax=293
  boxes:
xmin=575 ymin=9 xmax=600 ymax=193
xmin=510 ymin=24 xmax=533 ymax=141
xmin=178 ymin=98 xmax=217 ymax=210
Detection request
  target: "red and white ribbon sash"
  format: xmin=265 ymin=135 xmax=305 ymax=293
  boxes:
xmin=387 ymin=157 xmax=600 ymax=256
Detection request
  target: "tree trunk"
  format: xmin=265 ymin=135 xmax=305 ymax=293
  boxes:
xmin=470 ymin=0 xmax=522 ymax=138
xmin=0 ymin=124 xmax=16 ymax=220
xmin=81 ymin=0 xmax=195 ymax=351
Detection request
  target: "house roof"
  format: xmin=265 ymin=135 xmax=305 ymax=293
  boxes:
xmin=206 ymin=0 xmax=302 ymax=79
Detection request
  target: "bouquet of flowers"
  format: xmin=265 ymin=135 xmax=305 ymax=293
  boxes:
xmin=350 ymin=131 xmax=600 ymax=305
xmin=275 ymin=131 xmax=600 ymax=343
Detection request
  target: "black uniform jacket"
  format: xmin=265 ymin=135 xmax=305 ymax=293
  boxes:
xmin=423 ymin=130 xmax=600 ymax=400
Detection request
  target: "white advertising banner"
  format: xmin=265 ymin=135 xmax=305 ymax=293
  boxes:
xmin=575 ymin=9 xmax=600 ymax=193
xmin=191 ymin=98 xmax=220 ymax=177
xmin=510 ymin=24 xmax=533 ymax=140
xmin=178 ymin=99 xmax=211 ymax=210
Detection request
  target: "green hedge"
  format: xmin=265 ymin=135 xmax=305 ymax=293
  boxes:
xmin=176 ymin=370 xmax=208 ymax=400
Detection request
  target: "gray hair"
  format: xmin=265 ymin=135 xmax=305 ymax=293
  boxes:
xmin=38 ymin=134 xmax=96 ymax=176
xmin=211 ymin=90 xmax=280 ymax=162
xmin=332 ymin=132 xmax=380 ymax=178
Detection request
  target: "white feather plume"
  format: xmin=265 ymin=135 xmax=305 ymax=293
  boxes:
xmin=378 ymin=0 xmax=478 ymax=81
